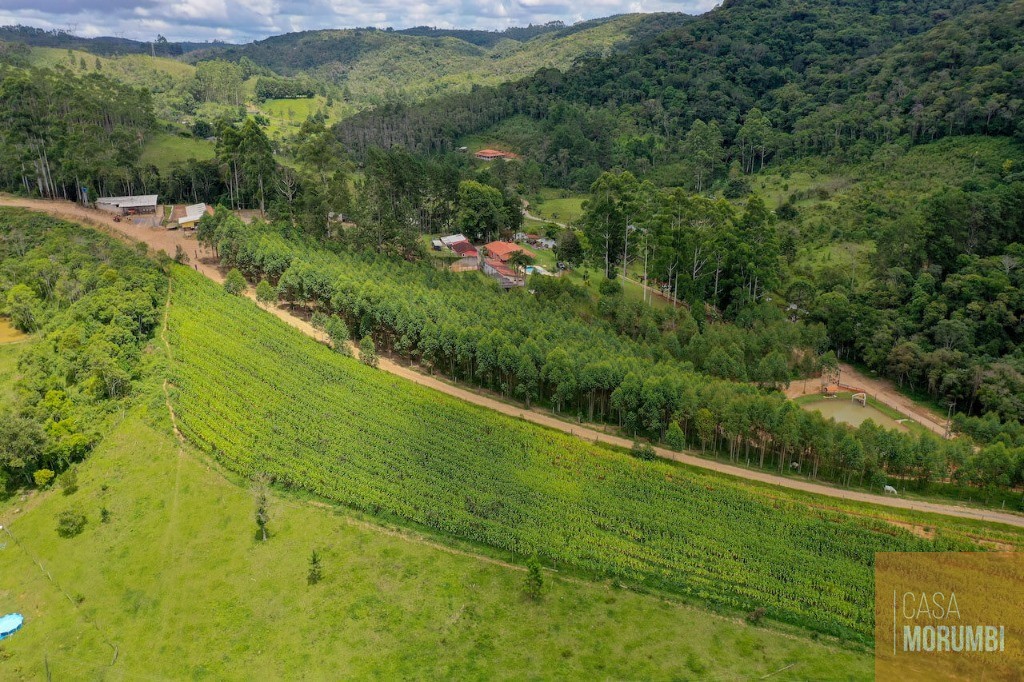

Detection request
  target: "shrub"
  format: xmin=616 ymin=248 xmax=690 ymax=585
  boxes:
xmin=665 ymin=423 xmax=686 ymax=451
xmin=33 ymin=469 xmax=55 ymax=488
xmin=598 ymin=278 xmax=622 ymax=296
xmin=224 ymin=268 xmax=247 ymax=296
xmin=631 ymin=441 xmax=657 ymax=461
xmin=525 ymin=554 xmax=543 ymax=600
xmin=58 ymin=467 xmax=78 ymax=495
xmin=325 ymin=318 xmax=351 ymax=356
xmin=255 ymin=279 xmax=276 ymax=305
xmin=56 ymin=509 xmax=87 ymax=538
xmin=723 ymin=178 xmax=751 ymax=199
xmin=307 ymin=549 xmax=323 ymax=585
xmin=776 ymin=202 xmax=799 ymax=221
xmin=746 ymin=607 xmax=767 ymax=625
xmin=359 ymin=336 xmax=378 ymax=367
xmin=174 ymin=244 xmax=190 ymax=264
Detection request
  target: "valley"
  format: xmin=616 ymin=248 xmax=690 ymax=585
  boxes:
xmin=2 ymin=0 xmax=1024 ymax=677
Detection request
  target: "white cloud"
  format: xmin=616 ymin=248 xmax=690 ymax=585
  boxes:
xmin=0 ymin=0 xmax=715 ymax=43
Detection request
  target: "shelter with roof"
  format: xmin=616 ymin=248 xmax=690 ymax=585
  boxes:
xmin=95 ymin=194 xmax=159 ymax=215
xmin=483 ymin=241 xmax=535 ymax=263
xmin=482 ymin=258 xmax=525 ymax=288
xmin=177 ymin=203 xmax=212 ymax=229
xmin=474 ymin=149 xmax=520 ymax=161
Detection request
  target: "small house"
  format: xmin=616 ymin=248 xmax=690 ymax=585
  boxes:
xmin=177 ymin=203 xmax=211 ymax=229
xmin=483 ymin=258 xmax=525 ymax=288
xmin=450 ymin=241 xmax=478 ymax=258
xmin=474 ymin=149 xmax=520 ymax=161
xmin=483 ymin=241 xmax=535 ymax=263
xmin=440 ymin=234 xmax=469 ymax=248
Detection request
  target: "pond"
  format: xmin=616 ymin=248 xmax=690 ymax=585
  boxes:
xmin=800 ymin=398 xmax=908 ymax=432
xmin=0 ymin=318 xmax=28 ymax=344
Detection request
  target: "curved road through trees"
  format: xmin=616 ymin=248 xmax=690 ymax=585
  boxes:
xmin=3 ymin=196 xmax=1021 ymax=529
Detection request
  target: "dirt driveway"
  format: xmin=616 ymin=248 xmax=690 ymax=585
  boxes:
xmin=4 ymin=197 xmax=1021 ymax=529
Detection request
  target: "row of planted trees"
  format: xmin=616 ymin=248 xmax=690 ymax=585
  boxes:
xmin=199 ymin=210 xmax=1024 ymax=501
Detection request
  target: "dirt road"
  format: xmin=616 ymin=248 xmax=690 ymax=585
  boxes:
xmin=786 ymin=363 xmax=950 ymax=437
xmin=5 ymin=197 xmax=1022 ymax=529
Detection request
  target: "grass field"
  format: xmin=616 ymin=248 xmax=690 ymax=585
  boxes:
xmin=532 ymin=189 xmax=586 ymax=223
xmin=0 ymin=369 xmax=874 ymax=679
xmin=28 ymin=47 xmax=195 ymax=80
xmin=140 ymin=132 xmax=216 ymax=173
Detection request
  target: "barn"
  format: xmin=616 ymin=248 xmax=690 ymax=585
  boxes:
xmin=95 ymin=194 xmax=159 ymax=215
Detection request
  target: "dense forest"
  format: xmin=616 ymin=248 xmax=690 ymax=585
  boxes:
xmin=0 ymin=210 xmax=166 ymax=490
xmin=0 ymin=65 xmax=156 ymax=199
xmin=1 ymin=0 xmax=1024 ymax=501
xmin=336 ymin=0 xmax=1023 ymax=189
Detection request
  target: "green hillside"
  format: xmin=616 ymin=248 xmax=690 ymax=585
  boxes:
xmin=0 ymin=211 xmax=886 ymax=678
xmin=0 ymin=364 xmax=871 ymax=680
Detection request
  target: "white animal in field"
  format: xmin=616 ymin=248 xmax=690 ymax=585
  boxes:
xmin=883 ymin=485 xmax=898 ymax=495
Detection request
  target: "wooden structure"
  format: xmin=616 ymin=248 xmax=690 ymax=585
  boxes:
xmin=95 ymin=194 xmax=158 ymax=215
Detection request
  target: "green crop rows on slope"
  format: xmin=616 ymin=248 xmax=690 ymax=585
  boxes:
xmin=166 ymin=267 xmax=976 ymax=642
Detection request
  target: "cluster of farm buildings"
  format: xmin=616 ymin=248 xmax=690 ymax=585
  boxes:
xmin=432 ymin=233 xmax=554 ymax=288
xmin=88 ymin=193 xmax=552 ymax=290
xmin=93 ymin=194 xmax=212 ymax=228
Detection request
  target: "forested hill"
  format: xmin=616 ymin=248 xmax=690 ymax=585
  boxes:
xmin=335 ymin=0 xmax=1023 ymax=188
xmin=0 ymin=25 xmax=215 ymax=57
xmin=185 ymin=15 xmax=689 ymax=75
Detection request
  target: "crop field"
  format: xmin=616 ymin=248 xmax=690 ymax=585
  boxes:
xmin=0 ymin=384 xmax=874 ymax=680
xmin=166 ymin=267 xmax=990 ymax=642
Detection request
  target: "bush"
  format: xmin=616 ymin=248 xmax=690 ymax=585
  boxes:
xmin=33 ymin=469 xmax=55 ymax=488
xmin=58 ymin=467 xmax=78 ymax=495
xmin=776 ymin=202 xmax=799 ymax=221
xmin=746 ymin=607 xmax=767 ymax=625
xmin=598 ymin=278 xmax=622 ymax=296
xmin=665 ymin=423 xmax=685 ymax=451
xmin=224 ymin=268 xmax=247 ymax=296
xmin=631 ymin=441 xmax=657 ymax=461
xmin=723 ymin=178 xmax=751 ymax=199
xmin=358 ymin=336 xmax=378 ymax=367
xmin=255 ymin=279 xmax=276 ymax=305
xmin=307 ymin=549 xmax=323 ymax=585
xmin=326 ymin=318 xmax=351 ymax=356
xmin=56 ymin=509 xmax=87 ymax=538
xmin=174 ymin=244 xmax=190 ymax=264
xmin=525 ymin=554 xmax=543 ymax=600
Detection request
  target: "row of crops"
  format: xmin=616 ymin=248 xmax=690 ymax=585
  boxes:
xmin=166 ymin=267 xmax=976 ymax=642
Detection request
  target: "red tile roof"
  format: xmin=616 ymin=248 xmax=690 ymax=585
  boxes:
xmin=451 ymin=241 xmax=478 ymax=257
xmin=475 ymin=149 xmax=520 ymax=160
xmin=484 ymin=241 xmax=535 ymax=262
xmin=484 ymin=258 xmax=518 ymax=278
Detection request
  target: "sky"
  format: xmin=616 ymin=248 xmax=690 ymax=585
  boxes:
xmin=0 ymin=0 xmax=718 ymax=44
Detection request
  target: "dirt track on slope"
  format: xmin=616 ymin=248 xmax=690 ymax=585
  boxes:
xmin=4 ymin=197 xmax=1022 ymax=529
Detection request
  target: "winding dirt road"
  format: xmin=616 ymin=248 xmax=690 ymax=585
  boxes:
xmin=4 ymin=196 xmax=1022 ymax=529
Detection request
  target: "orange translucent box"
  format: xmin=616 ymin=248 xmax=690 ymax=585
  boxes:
xmin=875 ymin=551 xmax=1023 ymax=681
